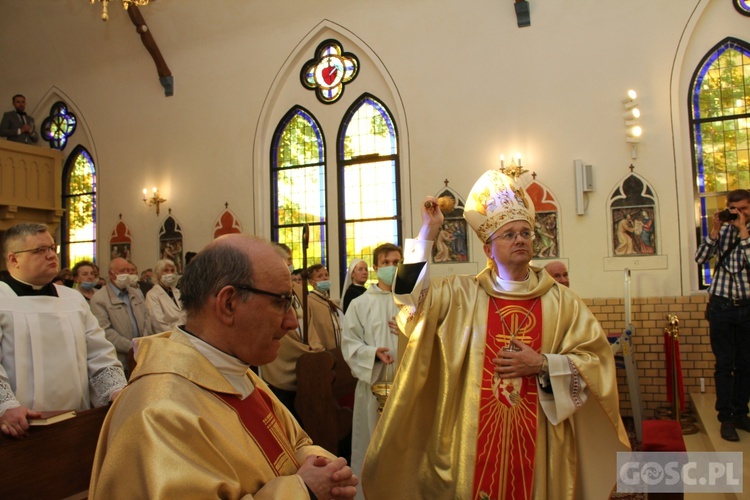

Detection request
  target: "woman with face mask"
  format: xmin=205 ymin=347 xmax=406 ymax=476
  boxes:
xmin=145 ymin=259 xmax=186 ymax=334
xmin=305 ymin=263 xmax=343 ymax=350
xmin=72 ymin=260 xmax=98 ymax=301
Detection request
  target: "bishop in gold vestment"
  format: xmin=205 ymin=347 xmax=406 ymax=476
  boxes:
xmin=362 ymin=170 xmax=630 ymax=499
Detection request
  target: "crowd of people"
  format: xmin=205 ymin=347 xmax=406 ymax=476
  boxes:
xmin=15 ymin=168 xmax=723 ymax=498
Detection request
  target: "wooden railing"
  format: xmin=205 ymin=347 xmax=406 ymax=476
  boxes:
xmin=0 ymin=405 xmax=109 ymax=499
xmin=0 ymin=140 xmax=64 ymax=233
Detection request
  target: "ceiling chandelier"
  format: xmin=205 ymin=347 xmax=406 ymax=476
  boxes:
xmin=90 ymin=0 xmax=151 ymax=21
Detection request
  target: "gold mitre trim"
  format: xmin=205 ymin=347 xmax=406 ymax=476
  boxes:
xmin=463 ymin=170 xmax=535 ymax=243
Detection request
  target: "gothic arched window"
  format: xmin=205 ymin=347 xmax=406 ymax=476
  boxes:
xmin=690 ymin=37 xmax=750 ymax=287
xmin=62 ymin=146 xmax=96 ymax=267
xmin=337 ymin=94 xmax=401 ymax=276
xmin=271 ymin=106 xmax=328 ymax=269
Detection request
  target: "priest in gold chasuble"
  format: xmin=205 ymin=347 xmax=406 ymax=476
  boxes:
xmin=362 ymin=170 xmax=630 ymax=500
xmin=90 ymin=235 xmax=359 ymax=499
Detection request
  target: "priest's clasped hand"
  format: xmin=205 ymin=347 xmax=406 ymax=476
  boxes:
xmin=297 ymin=455 xmax=359 ymax=499
xmin=492 ymin=339 xmax=544 ymax=379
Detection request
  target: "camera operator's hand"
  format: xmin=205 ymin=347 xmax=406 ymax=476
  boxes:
xmin=710 ymin=210 xmax=723 ymax=239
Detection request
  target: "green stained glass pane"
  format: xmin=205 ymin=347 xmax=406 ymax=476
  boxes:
xmin=716 ymin=172 xmax=728 ymax=192
xmin=342 ymin=100 xmax=396 ymax=160
xmin=272 ymin=108 xmax=328 ymax=265
xmin=68 ymin=242 xmax=95 ymax=267
xmin=68 ymin=154 xmax=95 ymax=196
xmin=63 ymin=149 xmax=96 ymax=268
xmin=342 ymin=160 xmax=397 ymax=220
xmin=276 ymin=114 xmax=322 ymax=168
xmin=278 ymin=223 xmax=326 ymax=271
xmin=343 ymin=220 xmax=399 ymax=266
xmin=276 ymin=165 xmax=325 ymax=224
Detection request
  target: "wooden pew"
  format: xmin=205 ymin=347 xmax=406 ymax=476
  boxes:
xmin=295 ymin=347 xmax=357 ymax=454
xmin=0 ymin=405 xmax=109 ymax=499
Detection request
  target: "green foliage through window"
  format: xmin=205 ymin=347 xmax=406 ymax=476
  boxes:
xmin=62 ymin=147 xmax=96 ymax=268
xmin=691 ymin=37 xmax=750 ymax=287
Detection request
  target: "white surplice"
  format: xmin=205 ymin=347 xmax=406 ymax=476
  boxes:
xmin=0 ymin=283 xmax=126 ymax=414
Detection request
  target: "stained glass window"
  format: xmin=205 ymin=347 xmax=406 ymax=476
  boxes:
xmin=62 ymin=146 xmax=96 ymax=268
xmin=301 ymin=39 xmax=359 ymax=104
xmin=691 ymin=37 xmax=750 ymax=287
xmin=41 ymin=101 xmax=77 ymax=150
xmin=338 ymin=95 xmax=401 ymax=281
xmin=271 ymin=107 xmax=328 ymax=269
xmin=733 ymin=0 xmax=750 ymax=16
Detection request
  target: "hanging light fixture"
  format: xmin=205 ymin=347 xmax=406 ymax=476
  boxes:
xmin=91 ymin=0 xmax=151 ymax=22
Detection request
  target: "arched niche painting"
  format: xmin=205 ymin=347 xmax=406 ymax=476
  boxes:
xmin=213 ymin=205 xmax=242 ymax=239
xmin=525 ymin=180 xmax=560 ymax=259
xmin=432 ymin=186 xmax=469 ymax=263
xmin=159 ymin=213 xmax=185 ymax=273
xmin=609 ymin=173 xmax=657 ymax=256
xmin=109 ymin=217 xmax=132 ymax=262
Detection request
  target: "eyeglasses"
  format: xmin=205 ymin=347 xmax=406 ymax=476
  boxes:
xmin=488 ymin=230 xmax=535 ymax=243
xmin=13 ymin=244 xmax=59 ymax=256
xmin=230 ymin=284 xmax=294 ymax=313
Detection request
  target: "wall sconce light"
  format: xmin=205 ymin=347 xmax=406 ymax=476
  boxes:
xmin=499 ymin=153 xmax=527 ymax=180
xmin=142 ymin=187 xmax=166 ymax=215
xmin=623 ymin=89 xmax=642 ymax=158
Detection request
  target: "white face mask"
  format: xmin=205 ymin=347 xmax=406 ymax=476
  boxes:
xmin=128 ymin=274 xmax=140 ymax=287
xmin=114 ymin=274 xmax=131 ymax=290
xmin=161 ymin=273 xmax=179 ymax=288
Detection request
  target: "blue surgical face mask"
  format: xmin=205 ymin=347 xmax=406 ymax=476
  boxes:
xmin=79 ymin=281 xmax=97 ymax=291
xmin=376 ymin=266 xmax=397 ymax=286
xmin=315 ymin=280 xmax=331 ymax=292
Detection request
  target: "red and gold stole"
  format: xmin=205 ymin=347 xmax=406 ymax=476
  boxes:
xmin=216 ymin=388 xmax=300 ymax=475
xmin=473 ymin=297 xmax=542 ymax=500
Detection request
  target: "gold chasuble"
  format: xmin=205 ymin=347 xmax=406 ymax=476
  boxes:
xmin=90 ymin=329 xmax=333 ymax=499
xmin=362 ymin=266 xmax=630 ymax=500
xmin=474 ymin=298 xmax=541 ymax=499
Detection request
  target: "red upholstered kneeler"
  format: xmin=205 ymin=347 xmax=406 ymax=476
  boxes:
xmin=641 ymin=419 xmax=686 ymax=452
xmin=641 ymin=420 xmax=685 ymax=499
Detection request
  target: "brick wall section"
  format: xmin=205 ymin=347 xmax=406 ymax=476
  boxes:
xmin=583 ymin=294 xmax=712 ymax=419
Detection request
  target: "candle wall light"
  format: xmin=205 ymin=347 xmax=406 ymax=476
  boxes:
xmin=142 ymin=187 xmax=166 ymax=215
xmin=499 ymin=153 xmax=527 ymax=180
xmin=623 ymin=89 xmax=642 ymax=159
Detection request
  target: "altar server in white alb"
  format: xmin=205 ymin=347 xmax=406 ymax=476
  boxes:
xmin=0 ymin=223 xmax=127 ymax=438
xmin=341 ymin=242 xmax=402 ymax=494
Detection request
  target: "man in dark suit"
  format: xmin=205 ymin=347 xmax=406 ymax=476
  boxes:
xmin=0 ymin=94 xmax=39 ymax=144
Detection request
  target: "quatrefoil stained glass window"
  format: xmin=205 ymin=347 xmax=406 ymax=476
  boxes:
xmin=301 ymin=39 xmax=359 ymax=104
xmin=41 ymin=101 xmax=77 ymax=150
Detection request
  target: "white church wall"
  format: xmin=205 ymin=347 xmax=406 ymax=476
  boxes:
xmin=0 ymin=0 xmax=733 ymax=299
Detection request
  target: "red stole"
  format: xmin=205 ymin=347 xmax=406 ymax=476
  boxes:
xmin=216 ymin=387 xmax=300 ymax=475
xmin=473 ymin=297 xmax=542 ymax=500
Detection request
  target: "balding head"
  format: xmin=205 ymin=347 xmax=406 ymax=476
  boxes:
xmin=544 ymin=261 xmax=569 ymax=287
xmin=178 ymin=234 xmax=297 ymax=365
xmin=179 ymin=234 xmax=280 ymax=316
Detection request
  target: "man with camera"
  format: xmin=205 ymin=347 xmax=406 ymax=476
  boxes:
xmin=695 ymin=188 xmax=750 ymax=442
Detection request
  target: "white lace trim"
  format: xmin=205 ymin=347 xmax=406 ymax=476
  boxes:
xmin=90 ymin=365 xmax=127 ymax=407
xmin=0 ymin=379 xmax=20 ymax=417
